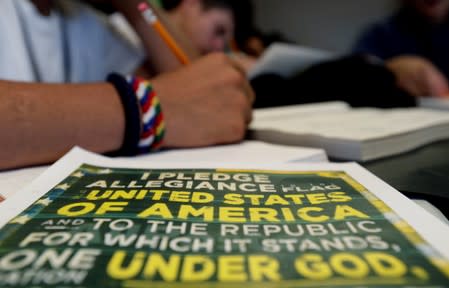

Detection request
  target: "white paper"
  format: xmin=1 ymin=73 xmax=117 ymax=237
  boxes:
xmin=248 ymin=42 xmax=334 ymax=79
xmin=0 ymin=141 xmax=327 ymax=201
xmin=419 ymin=97 xmax=449 ymax=111
xmin=250 ymin=103 xmax=449 ymax=160
xmin=116 ymin=140 xmax=327 ymax=163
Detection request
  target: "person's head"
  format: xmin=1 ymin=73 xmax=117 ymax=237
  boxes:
xmin=404 ymin=0 xmax=449 ymax=23
xmin=161 ymin=0 xmax=242 ymax=54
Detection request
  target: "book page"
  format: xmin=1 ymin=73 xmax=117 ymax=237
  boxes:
xmin=248 ymin=42 xmax=335 ymax=79
xmin=253 ymin=101 xmax=350 ymax=119
xmin=419 ymin=97 xmax=449 ymax=111
xmin=0 ymin=147 xmax=448 ymax=287
xmin=252 ymin=105 xmax=449 ymax=141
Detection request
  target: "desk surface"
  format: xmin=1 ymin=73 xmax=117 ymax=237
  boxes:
xmin=364 ymin=139 xmax=449 ymax=218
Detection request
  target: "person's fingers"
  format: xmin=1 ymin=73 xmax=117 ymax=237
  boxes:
xmin=397 ymin=76 xmax=421 ymax=97
xmin=228 ymin=56 xmax=256 ymax=105
xmin=227 ymin=54 xmax=247 ymax=75
xmin=229 ymin=86 xmax=253 ymax=125
xmin=243 ymin=80 xmax=256 ymax=105
xmin=244 ymin=101 xmax=253 ymax=124
xmin=413 ymin=75 xmax=429 ymax=96
xmin=425 ymin=68 xmax=449 ymax=97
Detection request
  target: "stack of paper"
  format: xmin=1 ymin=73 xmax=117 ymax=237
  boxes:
xmin=419 ymin=97 xmax=449 ymax=111
xmin=250 ymin=102 xmax=449 ymax=161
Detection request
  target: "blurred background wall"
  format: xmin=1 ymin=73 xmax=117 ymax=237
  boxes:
xmin=251 ymin=0 xmax=400 ymax=53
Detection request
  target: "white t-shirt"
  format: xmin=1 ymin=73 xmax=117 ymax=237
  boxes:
xmin=0 ymin=0 xmax=144 ymax=83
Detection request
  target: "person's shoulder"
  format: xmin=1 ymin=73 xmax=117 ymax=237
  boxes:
xmin=355 ymin=12 xmax=401 ymax=46
xmin=362 ymin=13 xmax=400 ymax=38
xmin=352 ymin=12 xmax=402 ymax=56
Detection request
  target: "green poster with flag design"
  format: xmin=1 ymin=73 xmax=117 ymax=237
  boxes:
xmin=0 ymin=164 xmax=448 ymax=287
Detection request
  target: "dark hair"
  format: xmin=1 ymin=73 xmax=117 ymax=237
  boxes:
xmin=161 ymin=0 xmax=253 ymax=40
xmin=161 ymin=0 xmax=247 ymax=17
xmin=160 ymin=0 xmax=183 ymax=11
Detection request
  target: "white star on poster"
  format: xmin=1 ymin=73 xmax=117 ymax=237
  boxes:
xmin=36 ymin=198 xmax=52 ymax=206
xmin=55 ymin=183 xmax=70 ymax=190
xmin=71 ymin=171 xmax=85 ymax=178
xmin=10 ymin=215 xmax=31 ymax=224
xmin=98 ymin=169 xmax=113 ymax=174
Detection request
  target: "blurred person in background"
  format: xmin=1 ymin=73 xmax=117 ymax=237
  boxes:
xmin=354 ymin=0 xmax=449 ymax=97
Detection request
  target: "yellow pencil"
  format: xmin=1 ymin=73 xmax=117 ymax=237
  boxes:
xmin=138 ymin=2 xmax=190 ymax=65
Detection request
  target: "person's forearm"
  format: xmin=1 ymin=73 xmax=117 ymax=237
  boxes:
xmin=0 ymin=81 xmax=125 ymax=170
xmin=111 ymin=0 xmax=198 ymax=73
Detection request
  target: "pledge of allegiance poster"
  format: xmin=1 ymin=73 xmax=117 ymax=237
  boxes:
xmin=0 ymin=164 xmax=449 ymax=287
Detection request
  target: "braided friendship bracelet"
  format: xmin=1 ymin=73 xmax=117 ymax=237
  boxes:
xmin=127 ymin=75 xmax=165 ymax=153
xmin=107 ymin=73 xmax=165 ymax=156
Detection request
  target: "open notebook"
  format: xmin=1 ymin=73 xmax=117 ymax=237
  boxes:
xmin=249 ymin=102 xmax=449 ymax=161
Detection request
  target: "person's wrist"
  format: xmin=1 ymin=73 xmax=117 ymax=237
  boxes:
xmin=106 ymin=73 xmax=141 ymax=156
